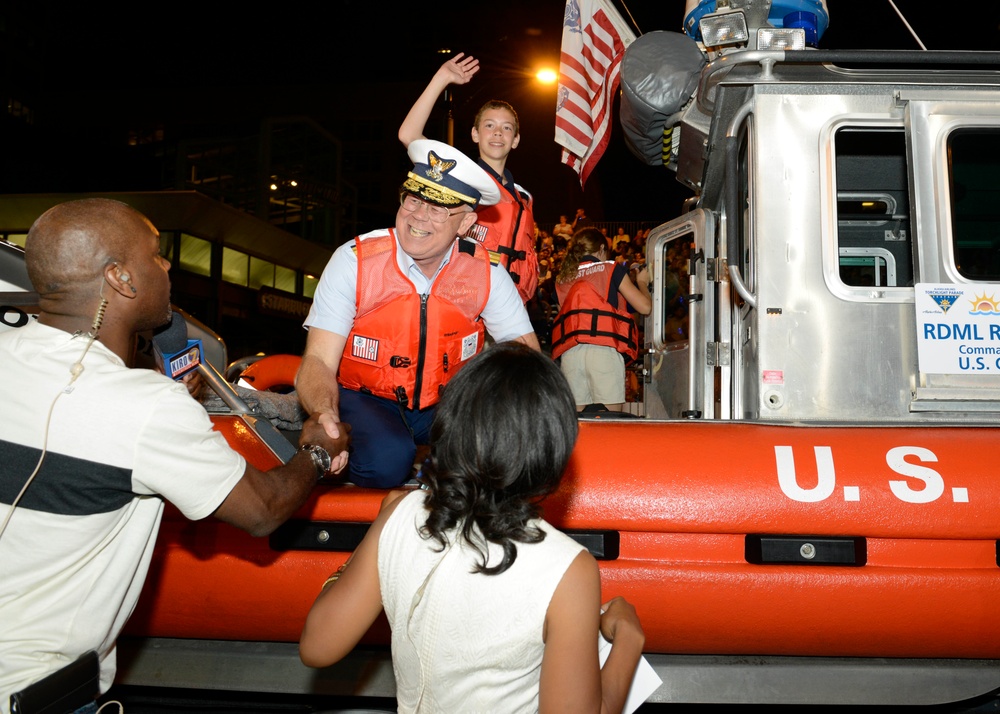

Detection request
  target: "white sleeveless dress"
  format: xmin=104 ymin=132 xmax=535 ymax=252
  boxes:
xmin=378 ymin=489 xmax=586 ymax=713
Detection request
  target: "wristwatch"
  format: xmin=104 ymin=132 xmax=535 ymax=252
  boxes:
xmin=299 ymin=443 xmax=332 ymax=480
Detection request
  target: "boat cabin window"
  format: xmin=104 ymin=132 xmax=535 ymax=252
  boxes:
xmin=658 ymin=233 xmax=691 ymax=344
xmin=948 ymin=129 xmax=1000 ymax=281
xmin=834 ymin=129 xmax=912 ymax=288
xmin=838 ymin=247 xmax=896 ymax=287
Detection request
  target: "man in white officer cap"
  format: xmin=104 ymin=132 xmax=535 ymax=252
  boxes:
xmin=296 ymin=139 xmax=540 ymax=489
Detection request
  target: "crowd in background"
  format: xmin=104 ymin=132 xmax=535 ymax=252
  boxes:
xmin=531 ymin=214 xmax=657 ymax=348
xmin=529 ymin=215 xmax=655 ymax=405
xmin=528 ymin=214 xmax=693 ymax=406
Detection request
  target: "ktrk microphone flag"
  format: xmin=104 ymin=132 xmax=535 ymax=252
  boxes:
xmin=555 ymin=0 xmax=636 ymax=188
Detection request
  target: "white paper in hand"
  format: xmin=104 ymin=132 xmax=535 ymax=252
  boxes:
xmin=598 ymin=632 xmax=663 ymax=714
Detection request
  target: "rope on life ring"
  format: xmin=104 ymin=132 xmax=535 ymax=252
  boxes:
xmin=237 ymin=354 xmax=302 ymax=393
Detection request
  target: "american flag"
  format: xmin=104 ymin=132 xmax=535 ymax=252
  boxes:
xmin=555 ymin=0 xmax=636 ymax=188
xmin=351 ymin=335 xmax=379 ymax=362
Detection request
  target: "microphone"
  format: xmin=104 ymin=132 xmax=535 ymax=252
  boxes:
xmin=149 ymin=311 xmax=297 ymax=463
xmin=152 ymin=311 xmax=203 ymax=380
xmin=150 ymin=310 xmax=254 ymax=418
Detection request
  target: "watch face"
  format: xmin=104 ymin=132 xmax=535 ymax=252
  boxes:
xmin=302 ymin=444 xmax=330 ymax=478
xmin=316 ymin=448 xmax=331 ymax=477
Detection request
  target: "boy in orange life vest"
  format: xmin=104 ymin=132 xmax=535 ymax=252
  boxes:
xmin=296 ymin=139 xmax=540 ymax=489
xmin=399 ymin=53 xmax=540 ymax=305
xmin=551 ymin=228 xmax=652 ymax=412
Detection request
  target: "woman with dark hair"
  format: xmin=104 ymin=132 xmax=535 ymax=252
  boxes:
xmin=299 ymin=342 xmax=645 ymax=713
xmin=551 ymin=228 xmax=652 ymax=411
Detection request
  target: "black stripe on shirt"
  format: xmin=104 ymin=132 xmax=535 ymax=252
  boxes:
xmin=0 ymin=438 xmax=135 ymax=515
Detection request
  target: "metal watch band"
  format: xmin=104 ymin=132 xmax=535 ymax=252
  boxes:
xmin=299 ymin=443 xmax=332 ymax=480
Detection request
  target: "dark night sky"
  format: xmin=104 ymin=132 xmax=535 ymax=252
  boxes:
xmin=10 ymin=1 xmax=1000 ymax=225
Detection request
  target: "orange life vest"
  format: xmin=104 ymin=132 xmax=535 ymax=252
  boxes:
xmin=464 ymin=174 xmax=538 ymax=304
xmin=337 ymin=231 xmax=491 ymax=410
xmin=550 ymin=260 xmax=639 ymax=363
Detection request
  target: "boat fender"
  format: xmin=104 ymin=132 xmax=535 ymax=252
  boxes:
xmin=237 ymin=353 xmax=302 ymax=393
xmin=619 ymin=31 xmax=706 ymax=168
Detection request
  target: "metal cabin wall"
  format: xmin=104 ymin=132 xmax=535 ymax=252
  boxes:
xmin=906 ymin=93 xmax=1000 ymax=412
xmin=748 ymin=86 xmax=917 ymax=422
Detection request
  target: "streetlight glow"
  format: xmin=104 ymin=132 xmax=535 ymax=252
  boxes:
xmin=535 ymin=68 xmax=558 ymax=84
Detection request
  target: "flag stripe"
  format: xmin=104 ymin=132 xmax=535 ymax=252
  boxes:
xmin=554 ymin=0 xmax=636 ymax=188
xmin=583 ymin=22 xmax=616 ymax=76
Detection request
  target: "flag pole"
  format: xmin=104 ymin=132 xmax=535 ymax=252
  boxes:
xmin=615 ymin=0 xmax=643 ymax=35
xmin=444 ymin=88 xmax=455 ymax=146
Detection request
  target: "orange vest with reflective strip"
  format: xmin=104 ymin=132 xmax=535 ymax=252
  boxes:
xmin=550 ymin=260 xmax=639 ymax=363
xmin=338 ymin=231 xmax=491 ymax=410
xmin=464 ymin=175 xmax=538 ymax=304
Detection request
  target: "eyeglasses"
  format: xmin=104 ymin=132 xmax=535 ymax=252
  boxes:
xmin=399 ymin=193 xmax=469 ymax=223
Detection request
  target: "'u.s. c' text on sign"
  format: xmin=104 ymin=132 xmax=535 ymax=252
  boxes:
xmin=914 ymin=283 xmax=1000 ymax=374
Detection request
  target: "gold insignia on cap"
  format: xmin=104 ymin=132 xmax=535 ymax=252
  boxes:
xmin=401 ymin=173 xmax=466 ymax=206
xmin=425 ymin=151 xmax=456 ymax=181
xmin=403 ymin=174 xmax=475 ymax=206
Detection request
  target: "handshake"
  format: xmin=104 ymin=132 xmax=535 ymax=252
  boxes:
xmin=299 ymin=414 xmax=352 ymax=478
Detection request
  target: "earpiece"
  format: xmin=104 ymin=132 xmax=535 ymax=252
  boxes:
xmin=68 ymin=296 xmax=109 ymax=382
xmin=120 ymin=272 xmax=130 ymax=283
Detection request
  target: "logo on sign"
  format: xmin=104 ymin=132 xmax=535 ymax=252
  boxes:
xmin=927 ymin=289 xmax=962 ymax=313
xmin=969 ymin=293 xmax=1000 ymax=315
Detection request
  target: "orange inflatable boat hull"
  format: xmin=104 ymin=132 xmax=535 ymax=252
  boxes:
xmin=125 ymin=416 xmax=1000 ymax=659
